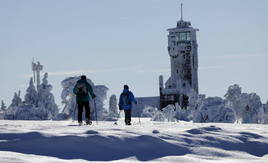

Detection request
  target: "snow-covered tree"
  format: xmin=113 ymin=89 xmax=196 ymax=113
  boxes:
xmin=224 ymin=84 xmax=243 ymax=119
xmin=175 ymin=103 xmax=193 ymax=121
xmin=263 ymin=101 xmax=268 ymax=123
xmin=264 ymin=101 xmax=268 ymax=114
xmin=225 ymin=84 xmax=264 ymax=123
xmin=58 ymin=76 xmax=108 ymax=120
xmin=24 ymin=78 xmax=38 ymax=106
xmin=37 ymin=73 xmax=58 ymax=119
xmin=104 ymin=94 xmax=118 ymax=120
xmin=109 ymin=94 xmax=118 ymax=115
xmin=10 ymin=91 xmax=22 ymax=107
xmin=151 ymin=110 xmax=165 ymax=121
xmin=5 ymin=73 xmax=59 ymax=120
xmin=141 ymin=106 xmax=158 ymax=117
xmin=239 ymin=93 xmax=264 ymax=123
xmin=193 ymin=97 xmax=236 ymax=123
xmin=1 ymin=100 xmax=7 ymax=111
xmin=3 ymin=91 xmax=22 ymax=120
xmin=152 ymin=105 xmax=176 ymax=122
xmin=175 ymin=90 xmax=205 ymax=121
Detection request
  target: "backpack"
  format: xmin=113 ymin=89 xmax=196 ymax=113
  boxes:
xmin=76 ymin=82 xmax=88 ymax=99
xmin=121 ymin=93 xmax=131 ymax=106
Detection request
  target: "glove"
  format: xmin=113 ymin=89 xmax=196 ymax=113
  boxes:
xmin=92 ymin=94 xmax=96 ymax=99
xmin=119 ymin=106 xmax=123 ymax=110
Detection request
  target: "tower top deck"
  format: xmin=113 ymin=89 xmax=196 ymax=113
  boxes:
xmin=167 ymin=3 xmax=199 ymax=32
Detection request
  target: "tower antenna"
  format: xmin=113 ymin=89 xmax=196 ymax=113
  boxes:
xmin=180 ymin=3 xmax=183 ymax=21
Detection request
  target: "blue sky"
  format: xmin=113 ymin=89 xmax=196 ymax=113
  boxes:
xmin=0 ymin=0 xmax=267 ymax=107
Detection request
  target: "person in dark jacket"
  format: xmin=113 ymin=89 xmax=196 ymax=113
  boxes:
xmin=119 ymin=85 xmax=137 ymax=125
xmin=73 ymin=75 xmax=96 ymax=125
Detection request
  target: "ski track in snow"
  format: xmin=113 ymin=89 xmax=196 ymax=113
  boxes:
xmin=0 ymin=119 xmax=268 ymax=163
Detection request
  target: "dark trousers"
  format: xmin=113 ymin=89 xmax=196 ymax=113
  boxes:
xmin=124 ymin=109 xmax=132 ymax=124
xmin=77 ymin=101 xmax=90 ymax=123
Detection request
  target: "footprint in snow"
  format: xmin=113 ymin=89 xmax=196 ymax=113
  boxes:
xmin=152 ymin=130 xmax=160 ymax=134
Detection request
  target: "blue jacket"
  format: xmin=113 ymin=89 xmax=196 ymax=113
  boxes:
xmin=73 ymin=79 xmax=95 ymax=102
xmin=119 ymin=88 xmax=137 ymax=110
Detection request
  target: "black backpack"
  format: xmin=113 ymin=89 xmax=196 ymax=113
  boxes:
xmin=76 ymin=82 xmax=88 ymax=99
xmin=121 ymin=93 xmax=131 ymax=106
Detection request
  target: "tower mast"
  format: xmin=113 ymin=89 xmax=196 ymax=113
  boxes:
xmin=180 ymin=3 xmax=183 ymax=21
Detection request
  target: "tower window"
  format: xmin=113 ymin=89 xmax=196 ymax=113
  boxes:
xmin=186 ymin=32 xmax=191 ymax=41
xmin=177 ymin=32 xmax=191 ymax=41
xmin=193 ymin=56 xmax=195 ymax=68
xmin=179 ymin=32 xmax=187 ymax=41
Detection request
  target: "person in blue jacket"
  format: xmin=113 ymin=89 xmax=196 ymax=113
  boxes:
xmin=119 ymin=85 xmax=137 ymax=125
xmin=73 ymin=75 xmax=96 ymax=125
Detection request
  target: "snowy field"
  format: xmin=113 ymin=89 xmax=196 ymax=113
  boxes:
xmin=0 ymin=118 xmax=268 ymax=163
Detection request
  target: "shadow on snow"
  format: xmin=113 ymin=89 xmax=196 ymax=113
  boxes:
xmin=185 ymin=125 xmax=268 ymax=157
xmin=0 ymin=131 xmax=189 ymax=161
xmin=1 ymin=126 xmax=268 ymax=161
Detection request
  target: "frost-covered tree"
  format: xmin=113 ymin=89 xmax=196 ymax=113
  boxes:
xmin=4 ymin=91 xmax=22 ymax=120
xmin=175 ymin=90 xmax=205 ymax=121
xmin=10 ymin=91 xmax=22 ymax=107
xmin=151 ymin=110 xmax=165 ymax=121
xmin=37 ymin=73 xmax=58 ymax=119
xmin=109 ymin=94 xmax=118 ymax=115
xmin=105 ymin=94 xmax=118 ymax=120
xmin=239 ymin=93 xmax=264 ymax=123
xmin=1 ymin=100 xmax=7 ymax=111
xmin=225 ymin=84 xmax=264 ymax=123
xmin=24 ymin=78 xmax=38 ymax=106
xmin=193 ymin=97 xmax=236 ymax=123
xmin=152 ymin=105 xmax=176 ymax=122
xmin=141 ymin=106 xmax=158 ymax=117
xmin=264 ymin=101 xmax=268 ymax=114
xmin=5 ymin=73 xmax=59 ymax=120
xmin=58 ymin=76 xmax=108 ymax=120
xmin=263 ymin=101 xmax=268 ymax=123
xmin=224 ymin=84 xmax=243 ymax=119
xmin=175 ymin=103 xmax=193 ymax=121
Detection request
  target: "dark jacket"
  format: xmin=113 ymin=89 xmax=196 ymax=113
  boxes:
xmin=119 ymin=88 xmax=137 ymax=110
xmin=73 ymin=79 xmax=95 ymax=102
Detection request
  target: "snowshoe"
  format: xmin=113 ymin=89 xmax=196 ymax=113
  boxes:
xmin=126 ymin=122 xmax=131 ymax=126
xmin=86 ymin=119 xmax=92 ymax=125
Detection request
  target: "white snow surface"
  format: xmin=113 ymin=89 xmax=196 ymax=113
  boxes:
xmin=0 ymin=119 xmax=268 ymax=163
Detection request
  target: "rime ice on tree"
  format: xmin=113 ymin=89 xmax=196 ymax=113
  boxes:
xmin=24 ymin=78 xmax=38 ymax=105
xmin=109 ymin=94 xmax=118 ymax=115
xmin=10 ymin=91 xmax=22 ymax=107
xmin=4 ymin=61 xmax=59 ymax=120
xmin=38 ymin=73 xmax=59 ymax=118
xmin=159 ymin=3 xmax=199 ymax=108
xmin=1 ymin=100 xmax=6 ymax=111
xmin=59 ymin=76 xmax=108 ymax=120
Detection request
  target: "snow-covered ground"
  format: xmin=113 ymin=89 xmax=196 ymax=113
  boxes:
xmin=0 ymin=119 xmax=268 ymax=163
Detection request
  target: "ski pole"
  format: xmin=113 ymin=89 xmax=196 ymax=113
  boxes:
xmin=136 ymin=103 xmax=141 ymax=125
xmin=135 ymin=103 xmax=141 ymax=125
xmin=114 ymin=110 xmax=122 ymax=125
xmin=94 ymin=99 xmax=98 ymax=125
